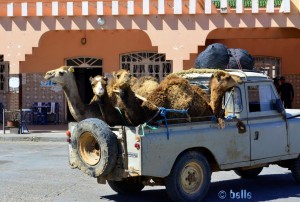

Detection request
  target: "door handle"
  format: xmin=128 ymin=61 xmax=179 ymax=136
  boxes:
xmin=254 ymin=131 xmax=259 ymax=140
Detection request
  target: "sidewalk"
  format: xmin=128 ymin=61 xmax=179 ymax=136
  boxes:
xmin=0 ymin=124 xmax=69 ymax=142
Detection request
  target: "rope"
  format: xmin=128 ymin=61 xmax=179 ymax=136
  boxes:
xmin=114 ymin=107 xmax=128 ymax=126
xmin=158 ymin=107 xmax=188 ymax=140
xmin=233 ymin=49 xmax=243 ymax=69
xmin=140 ymin=122 xmax=159 ymax=137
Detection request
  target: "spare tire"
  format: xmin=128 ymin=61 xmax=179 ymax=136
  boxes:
xmin=71 ymin=118 xmax=118 ymax=177
xmin=195 ymin=43 xmax=230 ymax=69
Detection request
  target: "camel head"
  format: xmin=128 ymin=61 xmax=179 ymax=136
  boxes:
xmin=113 ymin=69 xmax=132 ymax=90
xmin=44 ymin=66 xmax=75 ymax=87
xmin=209 ymin=70 xmax=241 ymax=91
xmin=90 ymin=75 xmax=108 ymax=97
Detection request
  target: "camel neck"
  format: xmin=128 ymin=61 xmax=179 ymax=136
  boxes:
xmin=210 ymin=87 xmax=226 ymax=118
xmin=62 ymin=77 xmax=86 ymax=121
xmin=99 ymin=91 xmax=123 ymax=126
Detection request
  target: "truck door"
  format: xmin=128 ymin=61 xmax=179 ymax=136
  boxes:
xmin=246 ymin=83 xmax=288 ymax=160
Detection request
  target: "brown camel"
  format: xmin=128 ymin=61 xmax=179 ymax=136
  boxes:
xmin=172 ymin=68 xmax=242 ymax=119
xmin=209 ymin=70 xmax=241 ymax=119
xmin=142 ymin=74 xmax=213 ymax=121
xmin=112 ymin=69 xmax=159 ymax=126
xmin=89 ymin=75 xmax=125 ymax=126
xmin=44 ymin=66 xmax=101 ymax=122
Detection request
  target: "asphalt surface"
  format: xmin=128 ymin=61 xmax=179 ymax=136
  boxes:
xmin=0 ymin=124 xmax=68 ymax=142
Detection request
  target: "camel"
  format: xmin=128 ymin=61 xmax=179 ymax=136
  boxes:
xmin=44 ymin=66 xmax=101 ymax=122
xmin=113 ymin=69 xmax=241 ymax=127
xmin=89 ymin=75 xmax=125 ymax=126
xmin=112 ymin=69 xmax=159 ymax=126
xmin=142 ymin=74 xmax=213 ymax=121
xmin=112 ymin=69 xmax=213 ymax=125
xmin=209 ymin=70 xmax=241 ymax=119
xmin=172 ymin=68 xmax=242 ymax=119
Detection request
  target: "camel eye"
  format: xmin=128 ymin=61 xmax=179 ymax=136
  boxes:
xmin=59 ymin=71 xmax=64 ymax=76
xmin=116 ymin=74 xmax=120 ymax=79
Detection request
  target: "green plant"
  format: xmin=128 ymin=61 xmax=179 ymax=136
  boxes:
xmin=7 ymin=111 xmax=19 ymax=122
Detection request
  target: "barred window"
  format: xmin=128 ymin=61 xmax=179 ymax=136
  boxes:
xmin=120 ymin=52 xmax=172 ymax=82
xmin=253 ymin=56 xmax=281 ymax=79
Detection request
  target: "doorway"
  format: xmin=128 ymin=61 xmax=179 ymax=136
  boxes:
xmin=65 ymin=57 xmax=103 ymax=121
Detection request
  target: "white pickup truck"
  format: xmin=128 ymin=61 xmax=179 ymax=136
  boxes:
xmin=67 ymin=70 xmax=300 ymax=201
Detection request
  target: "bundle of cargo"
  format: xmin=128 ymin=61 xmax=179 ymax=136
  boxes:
xmin=194 ymin=43 xmax=230 ymax=69
xmin=194 ymin=43 xmax=255 ymax=70
xmin=228 ymin=48 xmax=254 ymax=70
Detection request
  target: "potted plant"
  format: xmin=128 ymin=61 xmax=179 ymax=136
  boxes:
xmin=6 ymin=111 xmax=19 ymax=127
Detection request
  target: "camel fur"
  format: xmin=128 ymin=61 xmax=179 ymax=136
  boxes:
xmin=44 ymin=66 xmax=101 ymax=122
xmin=209 ymin=70 xmax=241 ymax=126
xmin=112 ymin=69 xmax=159 ymax=126
xmin=90 ymin=75 xmax=125 ymax=126
xmin=142 ymin=75 xmax=213 ymax=121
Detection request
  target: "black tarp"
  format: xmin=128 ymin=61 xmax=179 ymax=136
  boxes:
xmin=194 ymin=43 xmax=230 ymax=69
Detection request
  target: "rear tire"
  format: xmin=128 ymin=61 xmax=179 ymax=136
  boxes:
xmin=165 ymin=151 xmax=211 ymax=202
xmin=234 ymin=167 xmax=263 ymax=179
xmin=108 ymin=178 xmax=145 ymax=194
xmin=291 ymin=156 xmax=300 ymax=184
xmin=71 ymin=118 xmax=118 ymax=177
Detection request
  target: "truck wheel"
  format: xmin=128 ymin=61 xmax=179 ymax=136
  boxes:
xmin=165 ymin=151 xmax=211 ymax=202
xmin=71 ymin=118 xmax=118 ymax=177
xmin=234 ymin=167 xmax=263 ymax=179
xmin=107 ymin=178 xmax=145 ymax=194
xmin=291 ymin=156 xmax=300 ymax=184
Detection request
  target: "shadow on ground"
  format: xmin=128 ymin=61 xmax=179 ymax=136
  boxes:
xmin=101 ymin=173 xmax=299 ymax=202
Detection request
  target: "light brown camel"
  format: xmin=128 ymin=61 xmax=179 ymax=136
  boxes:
xmin=209 ymin=70 xmax=241 ymax=119
xmin=89 ymin=75 xmax=125 ymax=126
xmin=112 ymin=69 xmax=159 ymax=126
xmin=44 ymin=66 xmax=101 ymax=122
xmin=112 ymin=69 xmax=213 ymax=125
xmin=142 ymin=74 xmax=213 ymax=121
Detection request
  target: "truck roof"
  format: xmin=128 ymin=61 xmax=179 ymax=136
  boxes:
xmin=173 ymin=68 xmax=271 ymax=90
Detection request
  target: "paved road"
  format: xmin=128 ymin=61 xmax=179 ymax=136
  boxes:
xmin=0 ymin=142 xmax=299 ymax=202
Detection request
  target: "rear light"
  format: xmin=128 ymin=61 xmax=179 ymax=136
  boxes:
xmin=134 ymin=143 xmax=140 ymax=150
xmin=66 ymin=130 xmax=71 ymax=143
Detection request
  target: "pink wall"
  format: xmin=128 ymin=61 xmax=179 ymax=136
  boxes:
xmin=20 ymin=30 xmax=157 ymax=74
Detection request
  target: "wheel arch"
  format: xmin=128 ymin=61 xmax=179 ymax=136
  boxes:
xmin=169 ymin=147 xmax=220 ymax=175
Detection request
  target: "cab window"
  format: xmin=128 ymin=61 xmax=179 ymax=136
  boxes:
xmin=224 ymin=87 xmax=242 ymax=114
xmin=248 ymin=84 xmax=277 ymax=112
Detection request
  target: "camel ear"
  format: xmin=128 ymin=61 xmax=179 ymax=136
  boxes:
xmin=89 ymin=76 xmax=93 ymax=83
xmin=68 ymin=66 xmax=75 ymax=73
xmin=103 ymin=76 xmax=108 ymax=81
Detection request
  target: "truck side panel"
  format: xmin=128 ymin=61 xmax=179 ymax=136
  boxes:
xmin=136 ymin=121 xmax=251 ymax=178
xmin=287 ymin=118 xmax=300 ymax=154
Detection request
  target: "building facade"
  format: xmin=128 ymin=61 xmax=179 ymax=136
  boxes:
xmin=0 ymin=0 xmax=300 ymax=122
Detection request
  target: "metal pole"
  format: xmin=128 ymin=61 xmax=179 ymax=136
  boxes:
xmin=3 ymin=107 xmax=5 ymax=134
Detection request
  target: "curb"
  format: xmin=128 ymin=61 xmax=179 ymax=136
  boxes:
xmin=0 ymin=135 xmax=66 ymax=142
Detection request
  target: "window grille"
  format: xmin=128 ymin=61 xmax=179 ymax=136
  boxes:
xmin=66 ymin=57 xmax=103 ymax=67
xmin=120 ymin=52 xmax=172 ymax=82
xmin=253 ymin=56 xmax=281 ymax=79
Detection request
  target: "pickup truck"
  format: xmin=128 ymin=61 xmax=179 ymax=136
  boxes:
xmin=67 ymin=70 xmax=300 ymax=201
